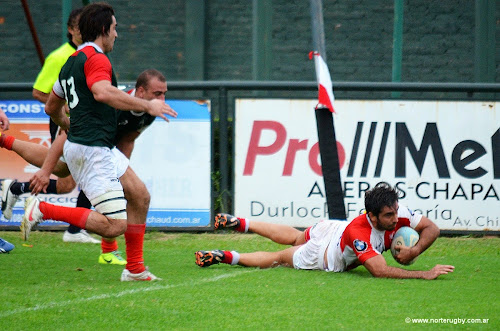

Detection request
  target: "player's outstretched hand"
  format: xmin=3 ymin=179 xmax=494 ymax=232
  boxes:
xmin=29 ymin=169 xmax=51 ymax=195
xmin=424 ymin=264 xmax=455 ymax=280
xmin=147 ymin=99 xmax=177 ymax=122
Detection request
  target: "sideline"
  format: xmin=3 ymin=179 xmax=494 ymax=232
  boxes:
xmin=0 ymin=269 xmax=261 ymax=318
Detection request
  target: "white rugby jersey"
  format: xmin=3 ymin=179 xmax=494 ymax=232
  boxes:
xmin=325 ymin=205 xmax=422 ymax=272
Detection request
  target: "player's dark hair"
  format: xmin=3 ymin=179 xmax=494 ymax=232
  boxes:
xmin=135 ymin=69 xmax=166 ymax=89
xmin=364 ymin=183 xmax=400 ymax=217
xmin=79 ymin=2 xmax=115 ymax=43
xmin=66 ymin=8 xmax=83 ymax=42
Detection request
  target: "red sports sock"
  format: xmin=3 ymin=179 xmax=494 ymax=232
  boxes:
xmin=0 ymin=133 xmax=15 ymax=150
xmin=124 ymin=223 xmax=146 ymax=274
xmin=236 ymin=218 xmax=247 ymax=233
xmin=222 ymin=250 xmax=233 ymax=264
xmin=101 ymin=238 xmax=118 ymax=254
xmin=39 ymin=202 xmax=90 ymax=229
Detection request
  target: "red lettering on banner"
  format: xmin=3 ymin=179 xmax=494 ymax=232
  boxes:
xmin=309 ymin=142 xmax=321 ymax=175
xmin=244 ymin=120 xmax=346 ymax=176
xmin=244 ymin=121 xmax=287 ymax=175
xmin=283 ymin=139 xmax=308 ymax=175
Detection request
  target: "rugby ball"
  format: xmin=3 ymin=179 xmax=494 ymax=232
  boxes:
xmin=390 ymin=226 xmax=419 ymax=265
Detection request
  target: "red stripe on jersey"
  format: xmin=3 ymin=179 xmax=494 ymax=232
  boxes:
xmin=51 ymin=88 xmax=65 ymax=100
xmin=340 ymin=214 xmax=379 ymax=264
xmin=81 ymin=46 xmax=112 ymax=91
xmin=304 ymin=226 xmax=312 ymax=242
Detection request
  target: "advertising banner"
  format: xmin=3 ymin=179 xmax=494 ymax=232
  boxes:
xmin=234 ymin=99 xmax=499 ymax=232
xmin=130 ymin=100 xmax=211 ymax=228
xmin=0 ymin=99 xmax=211 ymax=229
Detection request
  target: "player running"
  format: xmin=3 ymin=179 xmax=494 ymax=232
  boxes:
xmin=1 ymin=68 xmax=169 ymax=266
xmin=18 ymin=3 xmax=176 ymax=281
xmin=195 ymin=183 xmax=455 ymax=280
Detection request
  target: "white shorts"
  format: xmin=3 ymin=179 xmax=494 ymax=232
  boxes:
xmin=293 ymin=220 xmax=348 ymax=272
xmin=60 ymin=146 xmax=128 ymax=178
xmin=63 ymin=140 xmax=129 ymax=202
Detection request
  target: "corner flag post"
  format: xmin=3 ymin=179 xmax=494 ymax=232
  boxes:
xmin=310 ymin=0 xmax=346 ymax=220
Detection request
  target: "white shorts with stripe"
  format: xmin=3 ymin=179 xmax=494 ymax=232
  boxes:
xmin=292 ymin=219 xmax=348 ymax=272
xmin=63 ymin=140 xmax=129 ymax=219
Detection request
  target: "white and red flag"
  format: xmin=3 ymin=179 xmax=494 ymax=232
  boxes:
xmin=309 ymin=51 xmax=335 ymax=113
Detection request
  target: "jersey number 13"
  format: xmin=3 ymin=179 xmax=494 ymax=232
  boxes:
xmin=61 ymin=76 xmax=79 ymax=109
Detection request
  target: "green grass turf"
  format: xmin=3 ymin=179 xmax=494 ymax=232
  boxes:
xmin=0 ymin=231 xmax=498 ymax=330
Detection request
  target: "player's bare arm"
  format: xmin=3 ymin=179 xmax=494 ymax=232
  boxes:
xmin=115 ymin=131 xmax=140 ymax=159
xmin=29 ymin=131 xmax=68 ymax=195
xmin=91 ymin=80 xmax=178 ymax=121
xmin=45 ymin=91 xmax=70 ymax=130
xmin=395 ymin=217 xmax=440 ymax=265
xmin=363 ymin=254 xmax=454 ymax=280
xmin=32 ymin=88 xmax=49 ymax=104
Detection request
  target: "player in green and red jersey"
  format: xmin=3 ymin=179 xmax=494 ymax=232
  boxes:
xmin=20 ymin=3 xmax=176 ymax=281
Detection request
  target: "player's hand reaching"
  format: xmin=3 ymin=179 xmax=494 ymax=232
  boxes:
xmin=146 ymin=99 xmax=177 ymax=122
xmin=29 ymin=168 xmax=51 ymax=195
xmin=423 ymin=264 xmax=455 ymax=280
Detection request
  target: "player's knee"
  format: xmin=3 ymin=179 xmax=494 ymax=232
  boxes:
xmin=292 ymin=230 xmax=306 ymax=246
xmin=142 ymin=189 xmax=151 ymax=207
xmin=128 ymin=181 xmax=150 ymax=208
xmin=56 ymin=178 xmax=76 ymax=194
xmin=104 ymin=220 xmax=127 ymax=237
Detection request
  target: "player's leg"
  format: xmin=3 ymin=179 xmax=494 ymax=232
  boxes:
xmin=21 ymin=142 xmax=129 ymax=240
xmin=2 ymin=178 xmax=57 ymax=220
xmin=2 ymin=174 xmax=75 ymax=221
xmin=62 ymin=190 xmax=101 ymax=244
xmin=118 ymin=165 xmax=155 ymax=278
xmin=215 ymin=213 xmax=306 ymax=246
xmin=0 ymin=133 xmax=69 ymax=177
xmin=121 ymin=166 xmax=150 ymax=225
xmin=21 ymin=195 xmax=128 ymax=240
xmin=99 ymin=236 xmax=127 ymax=265
xmin=238 ymin=246 xmax=298 ymax=268
xmin=195 ymin=246 xmax=299 ymax=268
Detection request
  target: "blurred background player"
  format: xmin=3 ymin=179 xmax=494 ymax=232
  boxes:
xmin=1 ymin=69 xmax=170 ymax=266
xmin=1 ymin=7 xmax=98 ymax=243
xmin=196 ymin=183 xmax=455 ymax=280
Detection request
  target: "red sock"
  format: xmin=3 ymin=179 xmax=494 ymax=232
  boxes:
xmin=39 ymin=202 xmax=90 ymax=229
xmin=236 ymin=218 xmax=247 ymax=233
xmin=101 ymin=238 xmax=118 ymax=254
xmin=0 ymin=133 xmax=15 ymax=150
xmin=124 ymin=223 xmax=146 ymax=274
xmin=222 ymin=250 xmax=233 ymax=264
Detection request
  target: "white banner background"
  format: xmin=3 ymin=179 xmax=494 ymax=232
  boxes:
xmin=234 ymin=99 xmax=499 ymax=231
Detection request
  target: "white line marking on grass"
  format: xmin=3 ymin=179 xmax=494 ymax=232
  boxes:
xmin=0 ymin=269 xmax=260 ymax=318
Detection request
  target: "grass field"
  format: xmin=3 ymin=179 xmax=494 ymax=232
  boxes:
xmin=0 ymin=230 xmax=498 ymax=330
